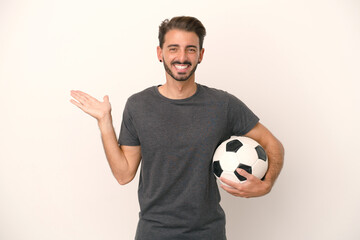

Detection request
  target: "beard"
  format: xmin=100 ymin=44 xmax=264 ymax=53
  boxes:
xmin=163 ymin=59 xmax=199 ymax=82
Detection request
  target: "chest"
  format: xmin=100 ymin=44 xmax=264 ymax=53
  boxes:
xmin=133 ymin=102 xmax=229 ymax=153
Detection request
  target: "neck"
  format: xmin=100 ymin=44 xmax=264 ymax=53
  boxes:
xmin=158 ymin=75 xmax=197 ymax=100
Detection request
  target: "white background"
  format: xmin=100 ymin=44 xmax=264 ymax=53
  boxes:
xmin=1 ymin=0 xmax=359 ymax=239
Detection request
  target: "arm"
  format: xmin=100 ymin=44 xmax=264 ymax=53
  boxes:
xmin=70 ymin=90 xmax=141 ymax=185
xmin=220 ymin=122 xmax=284 ymax=198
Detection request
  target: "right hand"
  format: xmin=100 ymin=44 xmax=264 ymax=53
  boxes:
xmin=70 ymin=90 xmax=112 ymax=121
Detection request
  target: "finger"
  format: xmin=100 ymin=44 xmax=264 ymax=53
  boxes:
xmin=70 ymin=90 xmax=88 ymax=103
xmin=219 ymin=177 xmax=239 ymax=188
xmin=221 ymin=184 xmax=237 ymax=193
xmin=103 ymin=95 xmax=109 ymax=102
xmin=76 ymin=91 xmax=93 ymax=101
xmin=236 ymin=168 xmax=253 ymax=180
xmin=71 ymin=90 xmax=97 ymax=103
xmin=70 ymin=99 xmax=84 ymax=110
xmin=220 ymin=184 xmax=244 ymax=197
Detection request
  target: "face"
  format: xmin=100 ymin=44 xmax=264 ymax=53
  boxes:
xmin=157 ymin=29 xmax=205 ymax=82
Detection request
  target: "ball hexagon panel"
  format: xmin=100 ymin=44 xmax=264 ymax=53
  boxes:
xmin=234 ymin=145 xmax=258 ymax=166
xmin=251 ymin=159 xmax=268 ymax=179
xmin=218 ymin=152 xmax=238 ymax=171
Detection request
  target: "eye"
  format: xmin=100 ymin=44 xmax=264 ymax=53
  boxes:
xmin=169 ymin=48 xmax=177 ymax=52
xmin=188 ymin=48 xmax=197 ymax=53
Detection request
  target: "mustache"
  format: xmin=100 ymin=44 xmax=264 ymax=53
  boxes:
xmin=171 ymin=61 xmax=192 ymax=66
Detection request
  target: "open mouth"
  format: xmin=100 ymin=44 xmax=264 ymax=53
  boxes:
xmin=172 ymin=62 xmax=192 ymax=73
xmin=174 ymin=64 xmax=190 ymax=70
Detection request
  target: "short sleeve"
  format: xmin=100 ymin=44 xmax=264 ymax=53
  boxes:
xmin=227 ymin=93 xmax=259 ymax=136
xmin=118 ymin=99 xmax=140 ymax=146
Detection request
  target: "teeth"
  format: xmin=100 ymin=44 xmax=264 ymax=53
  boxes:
xmin=175 ymin=65 xmax=189 ymax=69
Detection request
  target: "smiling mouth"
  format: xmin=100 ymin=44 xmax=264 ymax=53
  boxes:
xmin=174 ymin=64 xmax=190 ymax=70
xmin=172 ymin=61 xmax=192 ymax=72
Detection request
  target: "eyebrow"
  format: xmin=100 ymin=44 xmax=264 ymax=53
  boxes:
xmin=167 ymin=44 xmax=198 ymax=49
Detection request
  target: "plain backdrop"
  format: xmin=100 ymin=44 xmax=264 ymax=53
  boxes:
xmin=1 ymin=0 xmax=359 ymax=239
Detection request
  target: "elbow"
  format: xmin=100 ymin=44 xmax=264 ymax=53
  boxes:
xmin=116 ymin=178 xmax=131 ymax=186
xmin=117 ymin=180 xmax=130 ymax=186
xmin=270 ymin=135 xmax=284 ymax=155
xmin=278 ymin=139 xmax=285 ymax=157
xmin=277 ymin=140 xmax=285 ymax=155
xmin=263 ymin=135 xmax=284 ymax=153
xmin=274 ymin=138 xmax=285 ymax=163
xmin=264 ymin=136 xmax=285 ymax=164
xmin=115 ymin=174 xmax=135 ymax=186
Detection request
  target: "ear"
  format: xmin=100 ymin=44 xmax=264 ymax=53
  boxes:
xmin=157 ymin=46 xmax=163 ymax=62
xmin=198 ymin=48 xmax=205 ymax=63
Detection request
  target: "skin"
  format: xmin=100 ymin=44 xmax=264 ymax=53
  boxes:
xmin=156 ymin=29 xmax=204 ymax=99
xmin=70 ymin=28 xmax=284 ymax=197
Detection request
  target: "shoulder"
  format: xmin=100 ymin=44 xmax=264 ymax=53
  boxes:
xmin=198 ymin=84 xmax=252 ymax=112
xmin=198 ymin=84 xmax=234 ymax=102
xmin=122 ymin=86 xmax=158 ymax=115
xmin=127 ymin=86 xmax=156 ymax=102
xmin=125 ymin=86 xmax=159 ymax=109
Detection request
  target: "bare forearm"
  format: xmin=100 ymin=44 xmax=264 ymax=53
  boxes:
xmin=263 ymin=138 xmax=284 ymax=187
xmin=98 ymin=115 xmax=132 ymax=184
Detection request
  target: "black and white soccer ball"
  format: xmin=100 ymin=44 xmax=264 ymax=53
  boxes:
xmin=212 ymin=136 xmax=268 ymax=184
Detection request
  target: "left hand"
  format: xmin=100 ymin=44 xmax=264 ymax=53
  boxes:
xmin=220 ymin=168 xmax=272 ymax=198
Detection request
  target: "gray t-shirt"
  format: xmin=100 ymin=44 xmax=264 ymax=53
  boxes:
xmin=118 ymin=84 xmax=259 ymax=240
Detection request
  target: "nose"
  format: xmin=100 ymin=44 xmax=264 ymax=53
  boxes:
xmin=177 ymin=49 xmax=187 ymax=63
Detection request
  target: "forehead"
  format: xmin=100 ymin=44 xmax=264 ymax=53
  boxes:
xmin=163 ymin=29 xmax=200 ymax=48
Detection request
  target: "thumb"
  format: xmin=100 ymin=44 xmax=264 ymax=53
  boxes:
xmin=103 ymin=95 xmax=109 ymax=102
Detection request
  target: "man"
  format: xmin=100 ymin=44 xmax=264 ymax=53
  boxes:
xmin=70 ymin=16 xmax=284 ymax=240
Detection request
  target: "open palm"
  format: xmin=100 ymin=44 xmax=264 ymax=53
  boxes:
xmin=70 ymin=90 xmax=111 ymax=120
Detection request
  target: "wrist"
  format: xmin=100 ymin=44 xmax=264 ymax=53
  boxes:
xmin=97 ymin=113 xmax=113 ymax=131
xmin=262 ymin=179 xmax=273 ymax=194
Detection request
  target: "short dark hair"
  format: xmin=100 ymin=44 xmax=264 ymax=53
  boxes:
xmin=158 ymin=16 xmax=206 ymax=49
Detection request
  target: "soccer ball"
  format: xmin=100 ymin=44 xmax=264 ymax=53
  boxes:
xmin=212 ymin=136 xmax=268 ymax=184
